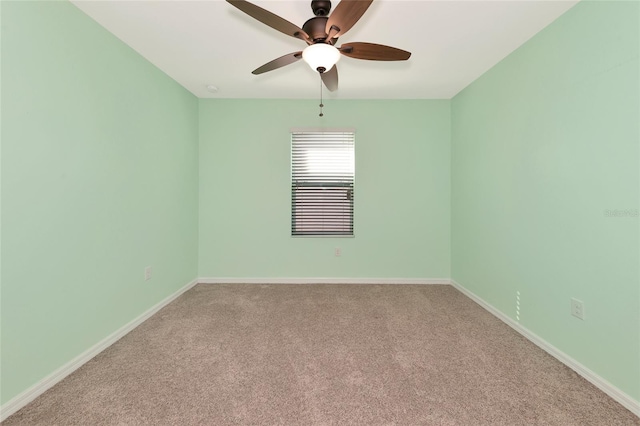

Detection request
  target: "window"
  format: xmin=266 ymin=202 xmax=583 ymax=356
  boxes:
xmin=291 ymin=130 xmax=355 ymax=236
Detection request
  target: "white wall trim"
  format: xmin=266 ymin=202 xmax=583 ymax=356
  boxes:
xmin=450 ymin=279 xmax=640 ymax=418
xmin=198 ymin=277 xmax=452 ymax=285
xmin=0 ymin=278 xmax=198 ymax=422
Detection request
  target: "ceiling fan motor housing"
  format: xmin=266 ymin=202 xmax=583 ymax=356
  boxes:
xmin=303 ymin=16 xmax=330 ymax=42
xmin=311 ymin=0 xmax=331 ymax=16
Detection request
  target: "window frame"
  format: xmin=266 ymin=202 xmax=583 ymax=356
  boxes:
xmin=290 ymin=129 xmax=355 ymax=238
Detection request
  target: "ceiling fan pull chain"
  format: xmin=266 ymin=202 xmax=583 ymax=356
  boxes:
xmin=319 ymin=74 xmax=324 ymax=117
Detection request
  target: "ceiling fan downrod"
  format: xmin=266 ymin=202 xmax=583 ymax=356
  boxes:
xmin=311 ymin=0 xmax=331 ymax=17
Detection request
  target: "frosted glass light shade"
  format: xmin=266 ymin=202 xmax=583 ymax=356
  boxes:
xmin=302 ymin=43 xmax=341 ymax=73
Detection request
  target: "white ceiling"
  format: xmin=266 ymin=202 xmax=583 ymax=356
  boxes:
xmin=70 ymin=0 xmax=578 ymax=99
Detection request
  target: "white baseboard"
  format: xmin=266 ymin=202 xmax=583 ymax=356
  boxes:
xmin=450 ymin=279 xmax=640 ymax=418
xmin=0 ymin=278 xmax=198 ymax=422
xmin=198 ymin=277 xmax=452 ymax=285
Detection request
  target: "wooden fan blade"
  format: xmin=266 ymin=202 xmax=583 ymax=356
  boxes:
xmin=321 ymin=65 xmax=339 ymax=92
xmin=325 ymin=0 xmax=373 ymax=38
xmin=252 ymin=52 xmax=303 ymax=75
xmin=339 ymin=42 xmax=411 ymax=61
xmin=227 ymin=0 xmax=310 ymax=43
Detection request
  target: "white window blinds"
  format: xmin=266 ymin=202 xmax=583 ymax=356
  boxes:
xmin=291 ymin=131 xmax=355 ymax=236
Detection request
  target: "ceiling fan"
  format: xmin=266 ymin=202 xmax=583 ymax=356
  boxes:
xmin=227 ymin=0 xmax=411 ymax=92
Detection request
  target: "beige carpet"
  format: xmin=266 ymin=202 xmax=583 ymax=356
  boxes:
xmin=3 ymin=284 xmax=638 ymax=425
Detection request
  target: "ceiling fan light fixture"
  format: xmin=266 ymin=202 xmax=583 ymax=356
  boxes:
xmin=302 ymin=43 xmax=341 ymax=73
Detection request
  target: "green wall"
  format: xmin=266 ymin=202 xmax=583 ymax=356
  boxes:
xmin=1 ymin=1 xmax=199 ymax=404
xmin=198 ymin=99 xmax=451 ymax=279
xmin=451 ymin=0 xmax=639 ymax=400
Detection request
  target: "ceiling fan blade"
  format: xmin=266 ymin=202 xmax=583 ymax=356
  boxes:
xmin=339 ymin=42 xmax=411 ymax=61
xmin=227 ymin=0 xmax=310 ymax=43
xmin=325 ymin=0 xmax=373 ymax=38
xmin=252 ymin=52 xmax=303 ymax=75
xmin=321 ymin=66 xmax=339 ymax=92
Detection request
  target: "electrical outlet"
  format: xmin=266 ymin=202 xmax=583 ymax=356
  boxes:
xmin=335 ymin=247 xmax=342 ymax=257
xmin=144 ymin=266 xmax=152 ymax=281
xmin=570 ymin=298 xmax=585 ymax=320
